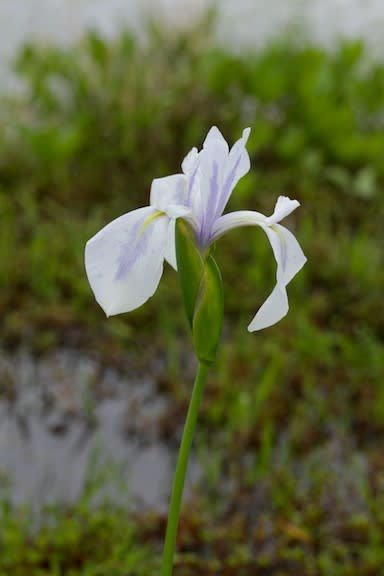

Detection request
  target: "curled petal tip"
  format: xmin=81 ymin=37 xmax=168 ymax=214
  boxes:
xmin=242 ymin=127 xmax=251 ymax=141
xmin=267 ymin=196 xmax=300 ymax=225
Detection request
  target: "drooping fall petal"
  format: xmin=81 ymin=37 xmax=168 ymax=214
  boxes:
xmin=248 ymin=224 xmax=306 ymax=330
xmin=85 ymin=206 xmax=170 ymax=316
xmin=210 ymin=195 xmax=306 ymax=331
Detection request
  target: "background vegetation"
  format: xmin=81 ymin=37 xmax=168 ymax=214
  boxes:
xmin=0 ymin=16 xmax=384 ymax=575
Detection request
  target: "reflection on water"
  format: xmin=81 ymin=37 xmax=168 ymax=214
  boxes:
xmin=0 ymin=349 xmax=199 ymax=512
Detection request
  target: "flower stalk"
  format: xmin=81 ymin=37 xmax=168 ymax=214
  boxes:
xmin=160 ymin=361 xmax=209 ymax=576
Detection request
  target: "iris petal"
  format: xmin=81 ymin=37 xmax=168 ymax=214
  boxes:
xmin=214 ymin=127 xmax=251 ymax=218
xmin=266 ymin=195 xmax=300 ymax=225
xmin=196 ymin=126 xmax=251 ymax=245
xmin=150 ymin=174 xmax=188 ymax=213
xmin=85 ymin=206 xmax=169 ymax=316
xmin=181 ymin=147 xmax=199 ymax=175
xmin=248 ymin=224 xmax=306 ymax=331
xmin=210 ymin=197 xmax=306 ymax=331
xmin=164 ymin=219 xmax=177 ymax=270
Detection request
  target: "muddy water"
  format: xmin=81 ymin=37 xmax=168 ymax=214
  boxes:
xmin=0 ymin=349 xmax=199 ymax=512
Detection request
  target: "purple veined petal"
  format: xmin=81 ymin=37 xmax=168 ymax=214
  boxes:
xmin=186 ymin=162 xmax=200 ymax=207
xmin=214 ymin=127 xmax=251 ymax=218
xmin=196 ymin=129 xmax=231 ymax=244
xmin=194 ymin=127 xmax=251 ymax=246
xmin=85 ymin=206 xmax=170 ymax=316
xmin=181 ymin=147 xmax=201 ymax=208
xmin=150 ymin=174 xmax=188 ymax=213
xmin=200 ymin=158 xmax=221 ymax=244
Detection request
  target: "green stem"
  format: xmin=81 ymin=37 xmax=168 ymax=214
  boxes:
xmin=160 ymin=361 xmax=209 ymax=576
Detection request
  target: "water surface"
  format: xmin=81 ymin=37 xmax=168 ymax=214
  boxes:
xmin=0 ymin=349 xmax=199 ymax=512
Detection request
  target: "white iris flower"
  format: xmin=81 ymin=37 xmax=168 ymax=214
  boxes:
xmin=85 ymin=126 xmax=306 ymax=330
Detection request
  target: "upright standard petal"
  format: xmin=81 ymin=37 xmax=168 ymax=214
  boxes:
xmin=85 ymin=206 xmax=170 ymax=316
xmin=214 ymin=127 xmax=251 ymax=218
xmin=196 ymin=127 xmax=251 ymax=246
xmin=181 ymin=147 xmax=199 ymax=176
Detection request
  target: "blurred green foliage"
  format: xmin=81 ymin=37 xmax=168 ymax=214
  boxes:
xmin=0 ymin=487 xmax=155 ymax=575
xmin=0 ymin=15 xmax=384 ymax=575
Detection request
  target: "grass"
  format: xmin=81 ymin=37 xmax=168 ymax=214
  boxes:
xmin=0 ymin=15 xmax=384 ymax=575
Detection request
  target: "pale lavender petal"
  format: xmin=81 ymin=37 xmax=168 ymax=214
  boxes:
xmin=181 ymin=147 xmax=198 ymax=175
xmin=193 ymin=127 xmax=251 ymax=245
xmin=209 ymin=207 xmax=306 ymax=330
xmin=165 ymin=204 xmax=191 ymax=219
xmin=196 ymin=131 xmax=229 ymax=244
xmin=199 ymin=159 xmax=220 ymax=245
xmin=249 ymin=224 xmax=306 ymax=330
xmin=210 ymin=210 xmax=266 ymax=242
xmin=266 ymin=196 xmax=300 ymax=225
xmin=85 ymin=206 xmax=169 ymax=316
xmin=248 ymin=285 xmax=289 ymax=331
xmin=164 ymin=219 xmax=177 ymax=270
xmin=203 ymin=126 xmax=229 ymax=155
xmin=214 ymin=127 xmax=251 ymax=217
xmin=150 ymin=174 xmax=188 ymax=213
xmin=180 ymin=146 xmax=202 ymax=208
xmin=187 ymin=163 xmax=199 ymax=207
xmin=270 ymin=223 xmax=307 ymax=284
xmin=114 ymin=215 xmax=147 ymax=280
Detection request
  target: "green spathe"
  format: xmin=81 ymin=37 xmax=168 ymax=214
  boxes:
xmin=175 ymin=219 xmax=204 ymax=329
xmin=192 ymin=254 xmax=224 ymax=364
xmin=175 ymin=219 xmax=224 ymax=364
